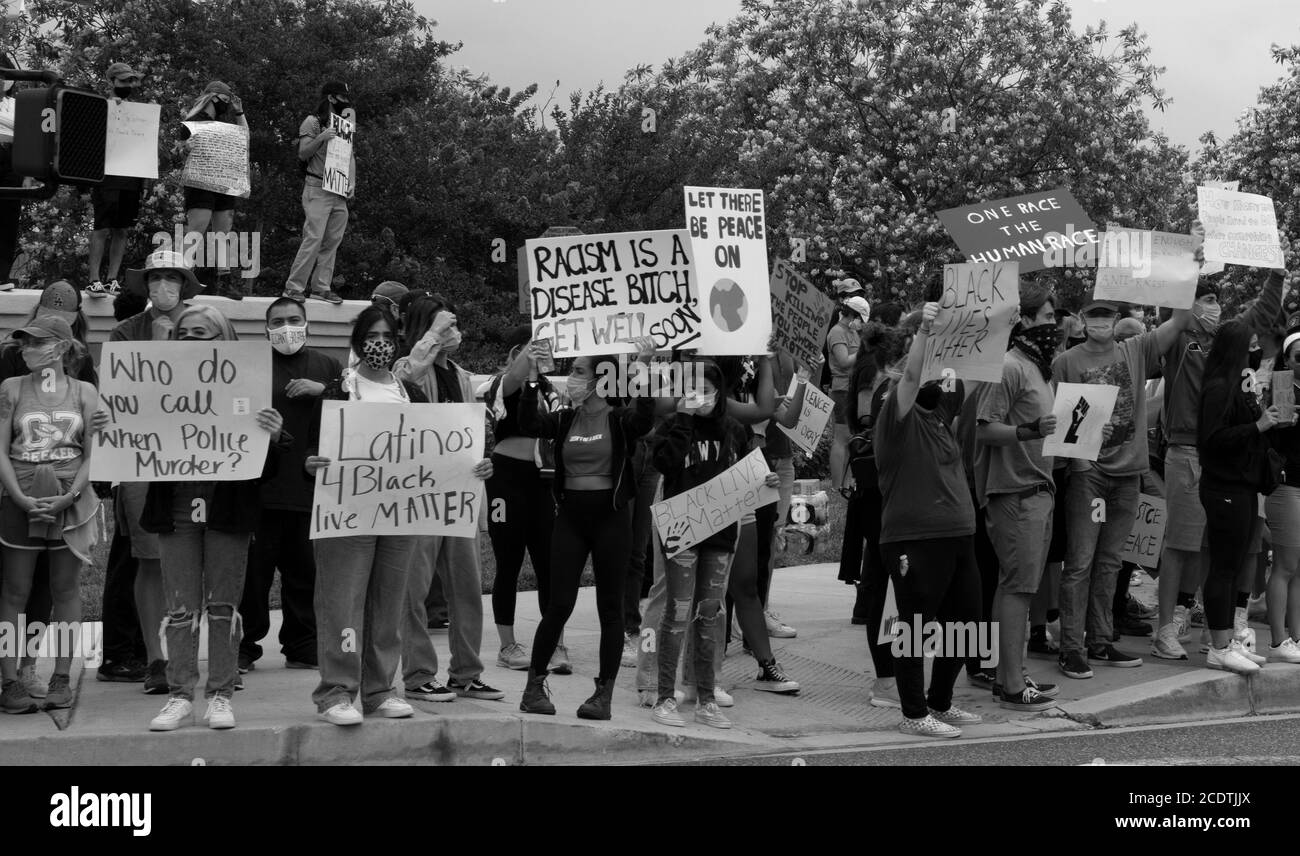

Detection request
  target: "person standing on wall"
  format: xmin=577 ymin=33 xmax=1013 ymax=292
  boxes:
xmin=87 ymin=62 xmax=147 ymax=300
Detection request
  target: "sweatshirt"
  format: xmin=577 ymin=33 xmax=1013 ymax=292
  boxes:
xmin=651 ymin=412 xmax=750 ymax=552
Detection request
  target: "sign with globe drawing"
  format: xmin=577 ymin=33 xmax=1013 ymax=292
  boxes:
xmin=685 ymin=186 xmax=773 ymax=355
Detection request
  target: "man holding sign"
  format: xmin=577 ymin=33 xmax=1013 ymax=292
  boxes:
xmin=87 ymin=62 xmax=150 ymax=300
xmin=1050 ymin=288 xmax=1192 ymax=679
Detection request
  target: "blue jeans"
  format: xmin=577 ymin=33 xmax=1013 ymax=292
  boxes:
xmin=1061 ymin=468 xmax=1140 ymax=655
xmin=657 ymin=546 xmax=733 ymax=702
xmin=311 ymin=534 xmax=414 ymax=713
xmin=402 ymin=534 xmax=484 ymax=687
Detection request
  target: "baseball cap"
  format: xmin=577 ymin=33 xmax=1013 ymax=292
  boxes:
xmin=37 ymin=280 xmax=82 ymax=324
xmin=372 ymin=281 xmax=408 ymax=307
xmin=843 ymin=295 xmax=871 ymax=323
xmin=106 ymin=62 xmax=141 ymax=82
xmin=14 ymin=315 xmax=73 ymax=343
xmin=835 ymin=278 xmax=865 ymax=297
xmin=203 ymin=80 xmax=234 ymax=98
xmin=322 ymin=81 xmax=350 ymax=100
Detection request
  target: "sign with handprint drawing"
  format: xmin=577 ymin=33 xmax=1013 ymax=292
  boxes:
xmin=1041 ymin=382 xmax=1119 ymax=461
xmin=652 ymin=448 xmax=779 ymax=559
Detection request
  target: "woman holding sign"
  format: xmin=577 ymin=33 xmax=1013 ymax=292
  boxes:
xmin=0 ymin=316 xmax=98 ymax=715
xmin=180 ymin=81 xmax=247 ymax=301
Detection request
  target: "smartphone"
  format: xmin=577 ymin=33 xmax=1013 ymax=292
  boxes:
xmin=535 ymin=340 xmax=555 ymax=374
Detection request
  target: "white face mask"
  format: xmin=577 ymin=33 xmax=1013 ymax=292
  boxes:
xmin=149 ymin=281 xmax=181 ymax=312
xmin=566 ymin=375 xmax=594 ymax=404
xmin=269 ymin=323 xmax=308 ymax=356
xmin=1194 ymin=302 xmax=1222 ymax=327
xmin=22 ymin=342 xmax=62 ymax=371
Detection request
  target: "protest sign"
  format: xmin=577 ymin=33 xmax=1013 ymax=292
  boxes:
xmin=310 ymin=401 xmax=486 ymax=540
xmin=652 ymin=448 xmax=778 ymax=559
xmin=322 ymin=113 xmax=354 ymax=198
xmin=527 ymin=228 xmax=700 ymax=357
xmin=92 ymin=342 xmax=270 ymax=482
xmin=1121 ymin=494 xmax=1166 ymax=569
xmin=878 ymin=576 xmax=899 ymax=646
xmin=778 ymin=377 xmax=834 ymax=456
xmin=1200 ymin=180 xmax=1238 ymax=275
xmin=684 ymin=186 xmax=772 ymax=354
xmin=180 ymin=121 xmax=250 ymax=199
xmin=921 ymin=262 xmax=1020 ymax=383
xmin=769 ymin=259 xmax=835 ymax=371
xmin=1275 ymin=371 xmax=1296 ymax=423
xmin=936 ymin=187 xmax=1099 ymax=273
xmin=1094 ymin=228 xmax=1200 ymax=309
xmin=1041 ymin=382 xmax=1120 ymax=461
xmin=1197 ymin=186 xmax=1284 ymax=270
xmin=105 ymin=101 xmax=160 ymax=179
xmin=0 ymin=97 xmax=13 ymax=143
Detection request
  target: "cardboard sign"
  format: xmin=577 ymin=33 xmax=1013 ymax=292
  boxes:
xmin=1197 ymin=186 xmax=1284 ymax=270
xmin=310 ymin=402 xmax=485 ymax=540
xmin=527 ymin=229 xmax=700 ymax=357
xmin=105 ymin=101 xmax=160 ymax=179
xmin=1200 ymin=180 xmax=1238 ymax=276
xmin=651 ymin=448 xmax=778 ymax=559
xmin=322 ymin=113 xmax=354 ymax=198
xmin=1041 ymin=382 xmax=1120 ymax=461
xmin=1120 ymin=494 xmax=1166 ymax=569
xmin=684 ymin=186 xmax=773 ymax=354
xmin=922 ymin=262 xmax=1020 ymax=383
xmin=936 ymin=187 xmax=1099 ymax=273
xmin=769 ymin=259 xmax=835 ymax=371
xmin=1094 ymin=228 xmax=1200 ymax=309
xmin=92 ymin=342 xmax=270 ymax=482
xmin=1275 ymin=371 xmax=1296 ymax=423
xmin=778 ymin=377 xmax=834 ymax=456
xmin=180 ymin=121 xmax=250 ymax=199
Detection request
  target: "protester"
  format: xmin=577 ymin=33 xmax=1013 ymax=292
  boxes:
xmin=1266 ymin=330 xmax=1300 ymax=663
xmin=143 ymin=306 xmax=287 ymax=730
xmin=371 ymin=280 xmax=407 ymax=316
xmin=0 ymin=315 xmax=98 ymax=714
xmin=517 ymin=339 xmax=657 ymax=719
xmin=237 ymin=298 xmax=340 ymax=674
xmin=283 ymin=81 xmax=353 ymax=305
xmin=0 ymin=53 xmax=23 ymax=291
xmin=755 ymin=346 xmax=804 ymax=639
xmin=180 ymin=81 xmax=248 ymax=301
xmin=87 ymin=62 xmax=146 ymax=299
xmin=827 ymin=297 xmax=870 ymax=492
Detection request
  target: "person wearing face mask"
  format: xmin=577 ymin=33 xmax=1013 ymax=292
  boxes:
xmin=1263 ymin=330 xmax=1300 ymax=664
xmin=236 ymin=298 xmax=340 ymax=675
xmin=136 ymin=306 xmax=288 ymax=730
xmin=1051 ymin=285 xmax=1193 ymax=679
xmin=86 ymin=62 xmax=147 ymax=300
xmin=827 ymin=297 xmax=871 ymax=493
xmin=0 ymin=52 xmax=24 ymax=292
xmin=108 ymin=250 xmax=203 ymax=695
xmin=282 ymin=81 xmax=354 ymax=306
xmin=179 ymin=81 xmax=248 ymax=301
xmin=0 ymin=316 xmax=99 ymax=715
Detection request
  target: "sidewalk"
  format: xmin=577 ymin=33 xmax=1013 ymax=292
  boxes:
xmin=0 ymin=565 xmax=1290 ymax=765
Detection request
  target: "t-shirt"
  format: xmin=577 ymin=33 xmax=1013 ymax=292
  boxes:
xmin=564 ymin=408 xmax=612 ymax=478
xmin=1051 ymin=331 xmax=1161 ymax=477
xmin=353 ymin=373 xmax=408 ymax=403
xmin=975 ymin=348 xmax=1055 ymax=504
xmin=261 ymin=348 xmax=342 ymax=512
xmin=299 ymin=115 xmax=328 ymax=183
xmin=874 ymin=382 xmax=975 ymax=543
xmin=826 ymin=323 xmax=858 ymax=391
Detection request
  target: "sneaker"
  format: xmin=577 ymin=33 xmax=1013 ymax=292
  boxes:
xmin=1269 ymin=638 xmax=1300 ymax=663
xmin=371 ymin=697 xmax=414 ymax=718
xmin=1129 ymin=570 xmax=1144 ymax=587
xmin=898 ymin=713 xmax=961 ymax=739
xmin=1115 ymin=615 xmax=1152 ymax=638
xmin=149 ymin=696 xmax=193 ymax=731
xmin=97 ymin=659 xmax=147 ymax=683
xmin=448 ymin=678 xmax=506 ymax=701
xmin=753 ymin=659 xmax=800 ymax=694
xmin=406 ymin=681 xmax=457 ymax=702
xmin=497 ymin=642 xmax=530 ymax=671
xmin=548 ymin=643 xmax=572 ymax=675
xmin=1022 ymin=675 xmax=1059 ymax=699
xmin=638 ymin=689 xmax=685 ymax=708
xmin=204 ymin=696 xmax=236 ymax=729
xmin=285 ymin=660 xmax=318 ymax=670
xmin=869 ymin=679 xmax=901 ymax=709
xmin=18 ymin=665 xmax=46 ymax=699
xmin=1088 ymin=644 xmax=1143 ymax=668
xmin=1151 ymin=623 xmax=1189 ymax=660
xmin=967 ymin=669 xmax=997 ymax=691
xmin=1058 ymin=651 xmax=1093 ymax=679
xmin=1173 ymin=604 xmax=1193 ymax=643
xmin=86 ymin=280 xmax=111 ymax=299
xmin=651 ymin=697 xmax=685 ymax=727
xmin=930 ymin=704 xmax=982 ymax=726
xmin=1127 ymin=594 xmax=1157 ymax=620
xmin=426 ymin=616 xmax=449 ymax=630
xmin=234 ymin=674 xmax=244 ymax=692
xmin=620 ymin=633 xmax=639 ymax=668
xmin=1207 ymin=640 xmax=1261 ymax=675
xmin=683 ymin=684 xmax=734 ymax=708
xmin=1247 ymin=593 xmax=1268 ymax=622
xmin=0 ymin=678 xmax=38 ymax=714
xmin=237 ymin=655 xmax=254 ymax=675
xmin=143 ymin=659 xmax=168 ymax=695
xmin=311 ymin=289 xmax=344 ymax=305
xmin=695 ymin=701 xmax=732 ymax=729
xmin=44 ymin=673 xmax=72 ymax=710
xmin=1235 ymin=624 xmax=1258 ymax=654
xmin=1027 ymin=632 xmax=1060 ymax=659
xmin=764 ymin=609 xmax=797 ymax=638
xmin=1199 ymin=627 xmax=1213 ymax=655
xmin=318 ymin=700 xmax=363 ymax=726
xmin=996 ymin=684 xmax=1057 ymax=712
xmin=105 ymin=279 xmax=121 ymax=295
xmin=1234 ymin=634 xmax=1267 ymax=665
xmin=1189 ymin=601 xmax=1206 ymax=628
xmin=0 ymin=280 xmax=14 ymax=292
xmin=281 ymin=289 xmax=307 ymax=304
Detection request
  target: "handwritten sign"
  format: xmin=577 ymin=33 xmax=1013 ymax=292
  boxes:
xmin=1120 ymin=494 xmax=1166 ymax=569
xmin=652 ymin=448 xmax=778 ymax=559
xmin=1094 ymin=228 xmax=1200 ymax=309
xmin=322 ymin=113 xmax=354 ymax=197
xmin=92 ymin=342 xmax=270 ymax=482
xmin=769 ymin=259 xmax=835 ymax=371
xmin=1200 ymin=181 xmax=1238 ymax=276
xmin=105 ymin=101 xmax=160 ymax=179
xmin=936 ymin=187 xmax=1099 ymax=273
xmin=310 ymin=402 xmax=485 ymax=540
xmin=180 ymin=121 xmax=250 ymax=199
xmin=684 ymin=186 xmax=772 ymax=355
xmin=1041 ymin=382 xmax=1119 ymax=461
xmin=527 ymin=229 xmax=699 ymax=357
xmin=1197 ymin=186 xmax=1284 ymax=270
xmin=922 ymin=262 xmax=1020 ymax=383
xmin=1275 ymin=371 xmax=1296 ymax=423
xmin=778 ymin=377 xmax=834 ymax=456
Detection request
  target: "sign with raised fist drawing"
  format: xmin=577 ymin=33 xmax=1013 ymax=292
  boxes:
xmin=1041 ymin=382 xmax=1119 ymax=461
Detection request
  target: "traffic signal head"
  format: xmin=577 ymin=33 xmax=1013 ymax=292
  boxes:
xmin=13 ymin=85 xmax=107 ymax=185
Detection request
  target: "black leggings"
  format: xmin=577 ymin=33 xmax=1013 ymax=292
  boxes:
xmin=487 ymin=454 xmax=555 ymax=626
xmin=1200 ymin=484 xmax=1256 ymax=632
xmin=852 ymin=481 xmax=893 ymax=677
xmin=529 ymin=490 xmax=631 ymax=679
xmin=965 ymin=491 xmax=998 ymax=675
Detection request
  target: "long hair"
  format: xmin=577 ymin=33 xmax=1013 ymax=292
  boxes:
xmin=400 ymin=293 xmax=457 ymax=358
xmin=176 ymin=305 xmax=239 ymax=341
xmin=1202 ymin=319 xmax=1253 ymax=396
xmin=847 ymin=322 xmax=909 ymax=426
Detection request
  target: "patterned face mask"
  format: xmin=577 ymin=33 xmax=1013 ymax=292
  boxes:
xmin=361 ymin=338 xmax=396 ymax=371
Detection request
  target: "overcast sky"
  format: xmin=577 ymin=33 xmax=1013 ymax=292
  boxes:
xmin=421 ymin=0 xmax=1300 ymax=153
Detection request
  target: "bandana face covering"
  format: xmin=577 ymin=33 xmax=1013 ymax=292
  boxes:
xmin=361 ymin=338 xmax=396 ymax=371
xmin=1013 ymin=323 xmax=1062 ymax=380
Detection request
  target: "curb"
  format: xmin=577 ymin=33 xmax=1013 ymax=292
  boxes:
xmin=1058 ymin=664 xmax=1300 ymax=728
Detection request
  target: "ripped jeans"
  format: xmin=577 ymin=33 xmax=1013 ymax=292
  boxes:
xmin=657 ymin=545 xmax=733 ymax=703
xmin=158 ymin=522 xmax=251 ymax=701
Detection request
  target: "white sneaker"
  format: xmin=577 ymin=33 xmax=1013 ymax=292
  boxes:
xmin=1150 ymin=622 xmax=1188 ymax=660
xmin=764 ymin=609 xmax=797 ymax=638
xmin=18 ymin=664 xmax=46 ymax=699
xmin=638 ymin=689 xmax=685 ymax=708
xmin=496 ymin=642 xmax=530 ymax=670
xmin=1235 ymin=631 xmax=1267 ymax=664
xmin=1268 ymin=637 xmax=1300 ymax=664
xmin=549 ymin=643 xmax=572 ymax=675
xmin=651 ymin=698 xmax=685 ymax=727
xmin=869 ymin=679 xmax=902 ymax=709
xmin=149 ymin=696 xmax=193 ymax=731
xmin=204 ymin=696 xmax=236 ymax=729
xmin=1207 ymin=640 xmax=1262 ymax=675
xmin=683 ymin=684 xmax=734 ymax=708
xmin=898 ymin=713 xmax=961 ymax=739
xmin=620 ymin=634 xmax=639 ymax=668
xmin=694 ymin=701 xmax=732 ymax=729
xmin=318 ymin=700 xmax=363 ymax=726
xmin=1173 ymin=605 xmax=1192 ymax=643
xmin=372 ymin=697 xmax=414 ymax=718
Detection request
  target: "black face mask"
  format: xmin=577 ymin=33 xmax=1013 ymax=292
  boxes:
xmin=1249 ymin=349 xmax=1263 ymax=371
xmin=915 ymin=381 xmax=943 ymax=411
xmin=113 ymin=86 xmax=135 ymax=98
